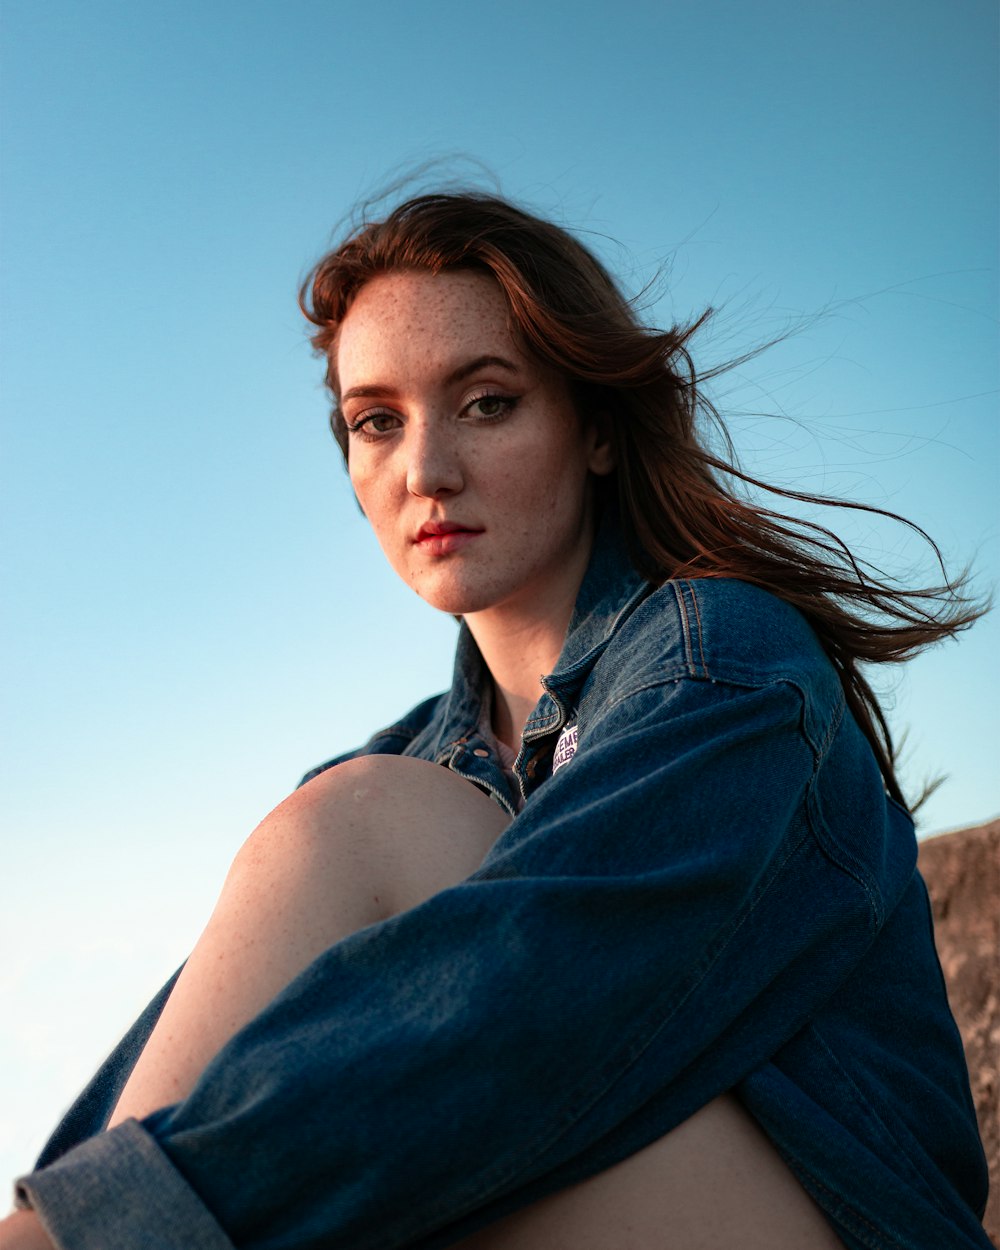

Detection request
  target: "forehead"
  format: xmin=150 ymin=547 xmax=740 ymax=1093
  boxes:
xmin=335 ymin=269 xmax=518 ymax=385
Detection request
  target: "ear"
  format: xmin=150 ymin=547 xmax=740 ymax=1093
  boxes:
xmin=585 ymin=411 xmax=617 ymax=477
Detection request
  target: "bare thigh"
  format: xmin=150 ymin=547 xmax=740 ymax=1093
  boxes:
xmin=456 ymin=1093 xmax=843 ymax=1250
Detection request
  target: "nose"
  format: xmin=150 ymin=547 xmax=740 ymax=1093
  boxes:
xmin=405 ymin=422 xmax=464 ymax=499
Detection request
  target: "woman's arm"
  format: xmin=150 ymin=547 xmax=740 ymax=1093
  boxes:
xmin=16 ymin=675 xmax=902 ymax=1249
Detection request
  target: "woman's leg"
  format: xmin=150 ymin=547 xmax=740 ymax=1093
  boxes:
xmin=453 ymin=1093 xmax=844 ymax=1249
xmin=108 ymin=755 xmax=510 ymax=1127
xmin=108 ymin=755 xmax=843 ymax=1248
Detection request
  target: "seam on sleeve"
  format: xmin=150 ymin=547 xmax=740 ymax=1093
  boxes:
xmin=598 ymin=667 xmax=798 ymax=724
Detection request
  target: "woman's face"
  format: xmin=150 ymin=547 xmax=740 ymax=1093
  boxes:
xmin=335 ymin=269 xmax=614 ymax=621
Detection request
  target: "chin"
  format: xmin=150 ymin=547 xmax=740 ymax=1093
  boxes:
xmin=411 ymin=577 xmax=504 ymax=618
xmin=420 ymin=592 xmax=492 ymax=617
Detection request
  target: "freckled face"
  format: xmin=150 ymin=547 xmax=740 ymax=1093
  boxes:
xmin=335 ymin=270 xmax=614 ymax=621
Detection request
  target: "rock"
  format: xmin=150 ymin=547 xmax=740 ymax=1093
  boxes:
xmin=918 ymin=819 xmax=999 ymax=1246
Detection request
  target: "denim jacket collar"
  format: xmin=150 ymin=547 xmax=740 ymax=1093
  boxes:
xmin=545 ymin=514 xmax=649 ymax=689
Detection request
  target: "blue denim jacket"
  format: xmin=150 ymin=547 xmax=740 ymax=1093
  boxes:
xmin=17 ymin=523 xmax=990 ymax=1249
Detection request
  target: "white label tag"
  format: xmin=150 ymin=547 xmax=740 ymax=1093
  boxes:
xmin=552 ymin=722 xmax=578 ymax=773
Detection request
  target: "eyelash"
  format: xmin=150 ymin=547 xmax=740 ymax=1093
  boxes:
xmin=345 ymin=391 xmax=519 ymax=442
xmin=345 ymin=412 xmax=400 ymax=441
xmin=464 ymin=390 xmax=518 ymax=422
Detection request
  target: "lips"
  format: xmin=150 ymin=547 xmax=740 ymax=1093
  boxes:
xmin=415 ymin=520 xmax=480 ymax=540
xmin=414 ymin=520 xmax=484 ymax=556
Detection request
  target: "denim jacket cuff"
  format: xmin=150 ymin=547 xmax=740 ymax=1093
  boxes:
xmin=15 ymin=1118 xmax=233 ymax=1250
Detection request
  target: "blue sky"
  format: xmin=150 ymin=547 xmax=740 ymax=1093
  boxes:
xmin=1 ymin=0 xmax=997 ymax=1188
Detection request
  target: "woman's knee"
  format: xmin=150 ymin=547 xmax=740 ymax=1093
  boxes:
xmin=108 ymin=760 xmax=511 ymax=1128
xmin=234 ymin=755 xmax=511 ymax=921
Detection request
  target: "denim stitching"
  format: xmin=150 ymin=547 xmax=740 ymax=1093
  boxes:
xmin=809 ymin=1024 xmax=955 ymax=1217
xmin=685 ymin=580 xmax=711 ymax=678
xmin=793 ymin=1170 xmax=899 ymax=1249
xmin=599 ymin=671 xmax=802 ymax=733
xmin=802 ymin=702 xmax=885 ymax=930
xmin=670 ymin=580 xmax=697 ymax=674
xmin=600 ymin=673 xmax=689 ymax=720
xmin=814 ymin=688 xmax=846 ymax=758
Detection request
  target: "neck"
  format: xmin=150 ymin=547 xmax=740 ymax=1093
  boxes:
xmin=465 ymin=552 xmax=590 ymax=745
xmin=466 ymin=603 xmax=574 ymax=749
xmin=463 ymin=515 xmax=599 ymax=748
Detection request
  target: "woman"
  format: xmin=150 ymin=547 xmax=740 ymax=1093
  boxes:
xmin=4 ymin=192 xmax=991 ymax=1249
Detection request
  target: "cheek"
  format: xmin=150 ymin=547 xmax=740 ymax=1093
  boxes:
xmin=347 ymin=465 xmax=368 ymax=516
xmin=521 ymin=425 xmax=593 ymax=507
xmin=348 ymin=462 xmax=392 ymax=532
xmin=494 ymin=412 xmax=587 ymax=483
xmin=486 ymin=454 xmax=588 ymax=541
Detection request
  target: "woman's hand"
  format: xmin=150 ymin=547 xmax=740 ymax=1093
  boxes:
xmin=0 ymin=1210 xmax=55 ymax=1250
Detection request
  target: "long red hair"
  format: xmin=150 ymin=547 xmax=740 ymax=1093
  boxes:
xmin=300 ymin=192 xmax=987 ymax=809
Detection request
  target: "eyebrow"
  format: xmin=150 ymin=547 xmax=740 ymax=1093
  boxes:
xmin=340 ymin=355 xmax=521 ymax=404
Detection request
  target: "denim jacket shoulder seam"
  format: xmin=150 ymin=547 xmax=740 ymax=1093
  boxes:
xmin=801 ymin=696 xmax=888 ymax=930
xmin=814 ymin=689 xmax=846 ymax=759
xmin=683 ymin=578 xmax=710 ymax=677
xmin=670 ymin=580 xmax=709 ymax=678
xmin=598 ymin=667 xmax=817 ymax=723
xmin=598 ymin=670 xmax=700 ymax=719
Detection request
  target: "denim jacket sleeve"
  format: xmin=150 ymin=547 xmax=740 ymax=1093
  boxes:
xmin=17 ymin=593 xmax=919 ymax=1250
